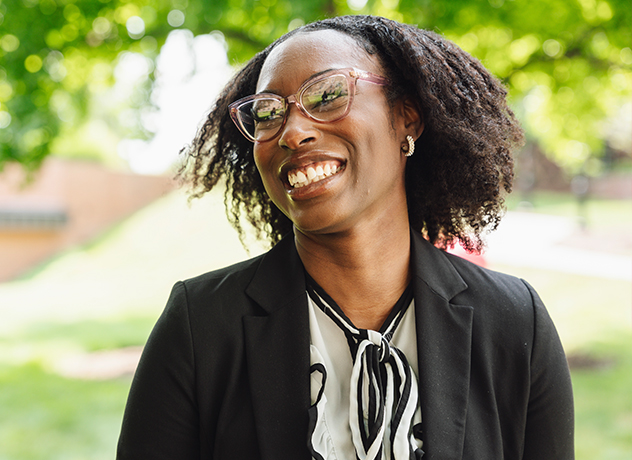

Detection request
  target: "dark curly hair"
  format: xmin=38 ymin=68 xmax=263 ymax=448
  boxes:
xmin=179 ymin=15 xmax=524 ymax=252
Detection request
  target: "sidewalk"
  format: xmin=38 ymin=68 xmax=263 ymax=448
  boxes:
xmin=484 ymin=212 xmax=632 ymax=281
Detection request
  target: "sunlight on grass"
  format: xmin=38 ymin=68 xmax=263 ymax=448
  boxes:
xmin=571 ymin=333 xmax=632 ymax=460
xmin=0 ymin=363 xmax=129 ymax=460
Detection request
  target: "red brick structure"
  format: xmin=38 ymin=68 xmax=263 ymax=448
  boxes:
xmin=0 ymin=158 xmax=175 ymax=281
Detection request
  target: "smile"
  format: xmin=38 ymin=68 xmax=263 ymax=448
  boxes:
xmin=287 ymin=161 xmax=344 ymax=189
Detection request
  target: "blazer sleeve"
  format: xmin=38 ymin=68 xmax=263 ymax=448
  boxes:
xmin=522 ymin=280 xmax=575 ymax=460
xmin=117 ymin=281 xmax=201 ymax=459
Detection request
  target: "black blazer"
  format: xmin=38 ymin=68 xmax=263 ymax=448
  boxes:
xmin=117 ymin=231 xmax=574 ymax=459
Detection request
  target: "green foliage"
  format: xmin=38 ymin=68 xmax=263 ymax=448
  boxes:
xmin=0 ymin=0 xmax=174 ymax=169
xmin=406 ymin=0 xmax=632 ymax=175
xmin=0 ymin=0 xmax=630 ymax=173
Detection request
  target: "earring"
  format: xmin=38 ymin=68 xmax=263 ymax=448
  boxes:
xmin=402 ymin=135 xmax=415 ymax=157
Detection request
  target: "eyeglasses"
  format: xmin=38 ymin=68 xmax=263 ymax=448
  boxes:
xmin=228 ymin=68 xmax=390 ymax=143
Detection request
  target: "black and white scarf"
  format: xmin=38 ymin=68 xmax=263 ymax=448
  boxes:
xmin=306 ymin=276 xmax=424 ymax=460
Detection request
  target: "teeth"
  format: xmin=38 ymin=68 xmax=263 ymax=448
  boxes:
xmin=288 ymin=163 xmax=342 ymax=189
xmin=306 ymin=167 xmax=317 ymax=181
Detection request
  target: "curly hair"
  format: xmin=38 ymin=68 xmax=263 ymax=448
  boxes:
xmin=179 ymin=15 xmax=524 ymax=252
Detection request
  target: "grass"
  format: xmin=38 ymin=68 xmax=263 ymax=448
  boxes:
xmin=18 ymin=317 xmax=157 ymax=352
xmin=0 ymin=189 xmax=630 ymax=459
xmin=572 ymin=333 xmax=632 ymax=460
xmin=0 ymin=363 xmax=130 ymax=460
xmin=0 ymin=189 xmax=254 ymax=460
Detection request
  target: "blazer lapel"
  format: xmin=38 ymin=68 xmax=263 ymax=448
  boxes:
xmin=241 ymin=232 xmax=473 ymax=459
xmin=243 ymin=235 xmax=311 ymax=460
xmin=411 ymin=233 xmax=474 ymax=459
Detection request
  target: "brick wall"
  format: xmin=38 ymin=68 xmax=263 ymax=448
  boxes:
xmin=0 ymin=158 xmax=175 ymax=281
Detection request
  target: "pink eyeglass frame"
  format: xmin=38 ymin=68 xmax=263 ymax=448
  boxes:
xmin=228 ymin=67 xmax=390 ymax=143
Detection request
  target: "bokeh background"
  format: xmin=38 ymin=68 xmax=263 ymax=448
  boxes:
xmin=1 ymin=0 xmax=630 ymax=458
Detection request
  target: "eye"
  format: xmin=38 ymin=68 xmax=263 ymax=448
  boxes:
xmin=251 ymin=98 xmax=285 ymax=124
xmin=302 ymin=75 xmax=349 ymax=115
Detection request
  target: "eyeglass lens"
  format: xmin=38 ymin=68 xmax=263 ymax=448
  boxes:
xmin=238 ymin=74 xmax=351 ymax=142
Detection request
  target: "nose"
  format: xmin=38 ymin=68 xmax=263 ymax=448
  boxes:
xmin=278 ymin=104 xmax=320 ymax=151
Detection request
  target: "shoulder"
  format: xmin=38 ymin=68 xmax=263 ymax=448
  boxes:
xmin=168 ymin=233 xmax=301 ymax=320
xmin=437 ymin=250 xmax=543 ymax=346
xmin=161 ymin=252 xmax=269 ymax=329
xmin=180 ymin=253 xmax=265 ymax=299
xmin=411 ymin=232 xmax=535 ymax=315
xmin=445 ymin=251 xmax=535 ymax=310
xmin=442 ymin=251 xmax=563 ymax=358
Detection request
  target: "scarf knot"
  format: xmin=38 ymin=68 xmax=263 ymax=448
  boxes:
xmin=306 ymin=277 xmax=424 ymax=460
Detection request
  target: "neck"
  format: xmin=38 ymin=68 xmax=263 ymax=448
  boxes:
xmin=295 ymin=216 xmax=412 ymax=331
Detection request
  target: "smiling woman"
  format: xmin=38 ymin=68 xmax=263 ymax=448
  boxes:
xmin=117 ymin=15 xmax=574 ymax=460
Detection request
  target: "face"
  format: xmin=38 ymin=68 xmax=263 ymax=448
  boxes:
xmin=253 ymin=30 xmax=411 ymax=238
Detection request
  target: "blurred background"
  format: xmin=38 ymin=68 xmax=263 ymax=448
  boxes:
xmin=0 ymin=0 xmax=630 ymax=458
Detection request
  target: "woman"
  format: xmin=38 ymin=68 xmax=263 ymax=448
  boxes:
xmin=117 ymin=15 xmax=574 ymax=460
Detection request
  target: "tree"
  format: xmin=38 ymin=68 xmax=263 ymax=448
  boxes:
xmin=1 ymin=0 xmax=629 ymax=174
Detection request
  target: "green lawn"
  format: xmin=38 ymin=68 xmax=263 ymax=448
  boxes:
xmin=0 ymin=190 xmax=630 ymax=459
xmin=0 ymin=189 xmax=253 ymax=460
xmin=0 ymin=363 xmax=130 ymax=460
xmin=571 ymin=333 xmax=632 ymax=460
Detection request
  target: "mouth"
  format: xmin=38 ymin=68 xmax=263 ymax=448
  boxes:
xmin=286 ymin=161 xmax=345 ymax=189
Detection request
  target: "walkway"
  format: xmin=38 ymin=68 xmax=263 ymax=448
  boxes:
xmin=485 ymin=212 xmax=632 ymax=281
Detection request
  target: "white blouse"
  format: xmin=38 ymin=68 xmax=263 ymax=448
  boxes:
xmin=307 ymin=291 xmax=423 ymax=460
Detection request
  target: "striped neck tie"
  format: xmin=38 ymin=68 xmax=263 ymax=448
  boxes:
xmin=306 ymin=276 xmax=424 ymax=460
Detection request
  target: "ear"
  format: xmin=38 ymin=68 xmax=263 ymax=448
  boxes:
xmin=397 ymin=97 xmax=424 ymax=140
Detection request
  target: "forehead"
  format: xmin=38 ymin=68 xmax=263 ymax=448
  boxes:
xmin=256 ymin=30 xmax=381 ymax=93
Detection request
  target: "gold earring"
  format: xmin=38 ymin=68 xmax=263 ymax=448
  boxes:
xmin=403 ymin=135 xmax=415 ymax=157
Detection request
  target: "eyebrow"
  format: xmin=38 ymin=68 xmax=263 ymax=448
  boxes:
xmin=256 ymin=67 xmax=341 ymax=95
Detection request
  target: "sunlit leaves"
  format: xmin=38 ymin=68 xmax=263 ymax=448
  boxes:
xmin=0 ymin=110 xmax=10 ymax=128
xmin=24 ymin=54 xmax=43 ymax=72
xmin=0 ymin=81 xmax=12 ymax=103
xmin=0 ymin=0 xmax=173 ymax=168
xmin=436 ymin=0 xmax=631 ymax=175
xmin=577 ymin=0 xmax=614 ymax=24
xmin=167 ymin=10 xmax=185 ymax=27
xmin=0 ymin=0 xmax=629 ymax=174
xmin=1 ymin=33 xmax=19 ymax=52
xmin=126 ymin=16 xmax=146 ymax=39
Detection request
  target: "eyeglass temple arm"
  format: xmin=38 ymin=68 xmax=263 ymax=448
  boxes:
xmin=349 ymin=69 xmax=390 ymax=86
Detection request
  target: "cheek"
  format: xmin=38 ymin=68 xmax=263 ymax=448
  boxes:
xmin=252 ymin=144 xmax=264 ymax=167
xmin=356 ymin=121 xmax=400 ymax=162
xmin=351 ymin=103 xmax=398 ymax=144
xmin=253 ymin=147 xmax=284 ymax=200
xmin=253 ymin=146 xmax=272 ymax=179
xmin=252 ymin=148 xmax=271 ymax=189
